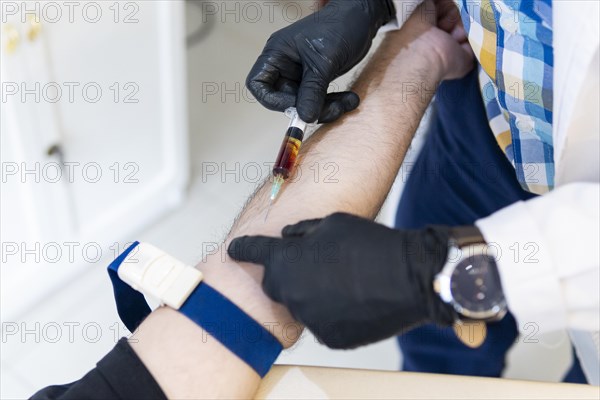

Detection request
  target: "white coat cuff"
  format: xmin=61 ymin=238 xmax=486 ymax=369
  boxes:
xmin=476 ymin=200 xmax=568 ymax=334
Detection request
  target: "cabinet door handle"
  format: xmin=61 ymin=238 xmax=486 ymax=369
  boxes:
xmin=27 ymin=15 xmax=42 ymax=42
xmin=2 ymin=24 xmax=20 ymax=54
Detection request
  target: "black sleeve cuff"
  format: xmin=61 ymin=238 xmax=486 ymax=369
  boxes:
xmin=30 ymin=338 xmax=166 ymax=400
xmin=383 ymin=0 xmax=398 ymax=21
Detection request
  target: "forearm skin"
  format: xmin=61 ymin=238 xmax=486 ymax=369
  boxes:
xmin=129 ymin=30 xmax=442 ymax=399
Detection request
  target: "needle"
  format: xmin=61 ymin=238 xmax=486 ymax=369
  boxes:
xmin=264 ymin=199 xmax=273 ymax=222
xmin=264 ymin=175 xmax=284 ymax=223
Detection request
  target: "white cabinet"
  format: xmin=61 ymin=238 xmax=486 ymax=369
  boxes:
xmin=1 ymin=1 xmax=188 ymax=320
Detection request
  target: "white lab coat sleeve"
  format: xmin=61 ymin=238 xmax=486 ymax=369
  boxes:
xmin=380 ymin=1 xmax=424 ymax=32
xmin=475 ymin=182 xmax=600 ymax=334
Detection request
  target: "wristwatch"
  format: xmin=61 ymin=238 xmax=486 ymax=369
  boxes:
xmin=433 ymin=226 xmax=507 ymax=321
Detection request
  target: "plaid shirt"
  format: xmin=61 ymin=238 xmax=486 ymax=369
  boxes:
xmin=457 ymin=0 xmax=554 ymax=194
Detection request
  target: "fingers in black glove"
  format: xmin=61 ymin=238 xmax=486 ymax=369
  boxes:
xmin=246 ymin=53 xmax=360 ymax=123
xmin=246 ymin=0 xmax=395 ymax=123
xmin=227 ymin=235 xmax=282 ymax=265
xmin=281 ymin=218 xmax=323 ymax=237
xmin=227 ymin=234 xmax=289 ymax=302
xmin=228 ymin=212 xmax=456 ymax=349
xmin=318 ymin=92 xmax=360 ymax=124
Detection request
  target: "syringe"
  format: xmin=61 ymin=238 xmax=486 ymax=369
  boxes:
xmin=265 ymin=107 xmax=308 ymax=221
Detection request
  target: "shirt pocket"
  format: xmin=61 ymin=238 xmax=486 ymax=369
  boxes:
xmin=494 ymin=0 xmax=553 ymax=47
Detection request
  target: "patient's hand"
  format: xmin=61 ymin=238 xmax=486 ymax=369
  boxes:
xmin=402 ymin=0 xmax=474 ymax=81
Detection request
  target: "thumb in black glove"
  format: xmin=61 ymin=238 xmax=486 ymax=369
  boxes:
xmin=227 ymin=212 xmax=457 ymax=349
xmin=246 ymin=0 xmax=396 ymax=123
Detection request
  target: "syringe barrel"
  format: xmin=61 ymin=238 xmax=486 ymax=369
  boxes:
xmin=273 ymin=127 xmax=304 ymax=179
xmin=273 ymin=108 xmax=307 ymax=179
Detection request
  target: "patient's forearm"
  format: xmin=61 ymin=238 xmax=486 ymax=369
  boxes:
xmin=130 ymin=30 xmax=441 ymax=399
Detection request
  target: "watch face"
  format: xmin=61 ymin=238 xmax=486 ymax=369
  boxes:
xmin=450 ymin=254 xmax=505 ymax=315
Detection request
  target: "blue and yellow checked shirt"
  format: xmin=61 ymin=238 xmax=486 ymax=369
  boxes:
xmin=457 ymin=0 xmax=554 ymax=194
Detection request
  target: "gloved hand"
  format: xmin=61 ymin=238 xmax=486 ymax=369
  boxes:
xmin=246 ymin=0 xmax=396 ymax=123
xmin=227 ymin=213 xmax=457 ymax=349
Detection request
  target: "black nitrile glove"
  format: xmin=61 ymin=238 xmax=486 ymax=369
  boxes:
xmin=228 ymin=213 xmax=457 ymax=349
xmin=246 ymin=0 xmax=396 ymax=123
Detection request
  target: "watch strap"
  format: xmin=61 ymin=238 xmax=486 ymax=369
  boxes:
xmin=450 ymin=225 xmax=486 ymax=247
xmin=107 ymin=242 xmax=282 ymax=377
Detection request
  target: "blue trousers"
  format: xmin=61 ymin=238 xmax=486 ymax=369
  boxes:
xmin=394 ymin=69 xmax=586 ymax=382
